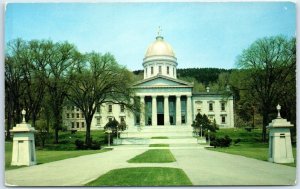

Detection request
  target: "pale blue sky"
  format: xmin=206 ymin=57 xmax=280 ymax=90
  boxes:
xmin=5 ymin=2 xmax=296 ymax=71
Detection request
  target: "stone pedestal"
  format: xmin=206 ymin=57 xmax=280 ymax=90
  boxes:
xmin=267 ymin=115 xmax=294 ymax=164
xmin=10 ymin=120 xmax=36 ymax=166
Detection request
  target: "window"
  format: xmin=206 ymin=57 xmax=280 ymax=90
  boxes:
xmin=120 ymin=104 xmax=125 ymax=112
xmin=82 ymin=122 xmax=85 ymax=128
xmin=108 ymin=117 xmax=113 ymax=122
xmin=151 ymin=67 xmax=154 ymax=74
xmin=76 ymin=122 xmax=80 ymax=128
xmin=77 ymin=113 xmax=79 ymax=118
xmin=66 ymin=113 xmax=69 ymax=118
xmin=208 ymin=115 xmax=214 ymax=122
xmin=120 ymin=116 xmax=125 ymax=122
xmin=72 ymin=113 xmax=74 ymax=118
xmin=82 ymin=113 xmax=84 ymax=118
xmin=76 ymin=108 xmax=79 ymax=111
xmin=96 ymin=105 xmax=101 ymax=113
xmin=96 ymin=117 xmax=101 ymax=125
xmin=167 ymin=66 xmax=169 ymax=74
xmin=209 ymin=103 xmax=213 ymax=111
xmin=159 ymin=66 xmax=162 ymax=74
xmin=108 ymin=105 xmax=112 ymax=113
xmin=221 ymin=102 xmax=226 ymax=111
xmin=197 ymin=108 xmax=201 ymax=113
xmin=71 ymin=122 xmax=75 ymax=128
xmin=221 ymin=115 xmax=226 ymax=124
xmin=72 ymin=106 xmax=75 ymax=111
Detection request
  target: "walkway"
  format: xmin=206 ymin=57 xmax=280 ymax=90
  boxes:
xmin=5 ymin=147 xmax=148 ymax=186
xmin=170 ymin=145 xmax=296 ymax=185
xmin=5 ymin=144 xmax=296 ymax=186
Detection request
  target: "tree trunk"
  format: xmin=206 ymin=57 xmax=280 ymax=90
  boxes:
xmin=262 ymin=111 xmax=269 ymax=142
xmin=53 ymin=110 xmax=62 ymax=144
xmin=6 ymin=109 xmax=12 ymax=141
xmin=54 ymin=127 xmax=59 ymax=144
xmin=85 ymin=118 xmax=92 ymax=147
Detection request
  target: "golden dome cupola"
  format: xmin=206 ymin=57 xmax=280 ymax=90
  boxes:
xmin=143 ymin=34 xmax=178 ymax=79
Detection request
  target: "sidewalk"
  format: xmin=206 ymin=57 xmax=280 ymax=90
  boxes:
xmin=5 ymin=144 xmax=297 ymax=186
xmin=5 ymin=147 xmax=147 ymax=186
xmin=170 ymin=146 xmax=296 ymax=185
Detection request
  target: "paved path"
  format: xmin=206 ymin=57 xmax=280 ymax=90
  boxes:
xmin=5 ymin=144 xmax=296 ymax=186
xmin=5 ymin=147 xmax=149 ymax=186
xmin=170 ymin=145 xmax=296 ymax=185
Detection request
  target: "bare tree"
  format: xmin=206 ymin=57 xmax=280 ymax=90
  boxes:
xmin=67 ymin=52 xmax=136 ymax=147
xmin=237 ymin=36 xmax=296 ymax=142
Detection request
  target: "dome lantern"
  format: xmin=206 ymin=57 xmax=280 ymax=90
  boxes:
xmin=143 ymin=31 xmax=178 ymax=79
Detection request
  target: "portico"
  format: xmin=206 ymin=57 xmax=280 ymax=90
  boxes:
xmin=136 ymin=92 xmax=193 ymax=127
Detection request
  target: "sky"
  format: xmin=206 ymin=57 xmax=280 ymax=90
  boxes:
xmin=5 ymin=2 xmax=296 ymax=71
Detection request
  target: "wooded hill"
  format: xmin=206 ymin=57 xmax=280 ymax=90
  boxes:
xmin=133 ymin=68 xmax=232 ymax=85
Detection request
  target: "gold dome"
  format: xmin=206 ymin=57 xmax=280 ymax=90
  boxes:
xmin=145 ymin=36 xmax=175 ymax=58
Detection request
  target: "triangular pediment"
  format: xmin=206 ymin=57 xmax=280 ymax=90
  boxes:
xmin=133 ymin=75 xmax=193 ymax=88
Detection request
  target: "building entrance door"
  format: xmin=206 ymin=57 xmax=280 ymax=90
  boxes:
xmin=157 ymin=114 xmax=164 ymax=125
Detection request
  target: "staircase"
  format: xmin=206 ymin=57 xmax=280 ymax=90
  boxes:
xmin=117 ymin=126 xmax=198 ymax=145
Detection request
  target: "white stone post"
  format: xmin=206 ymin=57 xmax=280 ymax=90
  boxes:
xmin=152 ymin=95 xmax=157 ymax=126
xmin=11 ymin=109 xmax=37 ymax=166
xmin=140 ymin=96 xmax=145 ymax=126
xmin=176 ymin=95 xmax=181 ymax=125
xmin=186 ymin=95 xmax=192 ymax=126
xmin=267 ymin=104 xmax=294 ymax=163
xmin=164 ymin=95 xmax=170 ymax=126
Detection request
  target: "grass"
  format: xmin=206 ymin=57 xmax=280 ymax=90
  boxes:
xmin=151 ymin=136 xmax=168 ymax=139
xmin=128 ymin=149 xmax=176 ymax=163
xmin=214 ymin=128 xmax=262 ymax=143
xmin=85 ymin=167 xmax=192 ymax=186
xmin=207 ymin=128 xmax=297 ymax=167
xmin=149 ymin=144 xmax=169 ymax=147
xmin=5 ymin=130 xmax=111 ymax=170
xmin=5 ymin=142 xmax=112 ymax=170
xmin=38 ymin=130 xmax=106 ymax=151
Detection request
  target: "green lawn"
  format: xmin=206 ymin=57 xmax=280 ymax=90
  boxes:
xmin=5 ymin=131 xmax=111 ymax=170
xmin=149 ymin=144 xmax=169 ymax=147
xmin=128 ymin=149 xmax=176 ymax=163
xmin=207 ymin=128 xmax=297 ymax=167
xmin=214 ymin=128 xmax=262 ymax=143
xmin=85 ymin=167 xmax=192 ymax=186
xmin=151 ymin=136 xmax=168 ymax=139
xmin=37 ymin=130 xmax=106 ymax=150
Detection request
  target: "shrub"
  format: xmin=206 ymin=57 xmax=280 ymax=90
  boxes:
xmin=210 ymin=135 xmax=232 ymax=148
xmin=75 ymin=139 xmax=86 ymax=150
xmin=90 ymin=140 xmax=101 ymax=150
xmin=234 ymin=138 xmax=242 ymax=145
xmin=205 ymin=132 xmax=216 ymax=141
xmin=244 ymin=127 xmax=252 ymax=132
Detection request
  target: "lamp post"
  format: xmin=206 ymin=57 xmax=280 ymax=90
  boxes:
xmin=106 ymin=128 xmax=112 ymax=147
xmin=208 ymin=130 xmax=210 ymax=145
xmin=200 ymin=124 xmax=203 ymax=138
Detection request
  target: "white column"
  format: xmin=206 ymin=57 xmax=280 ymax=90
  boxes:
xmin=140 ymin=96 xmax=145 ymax=126
xmin=152 ymin=95 xmax=157 ymax=126
xmin=186 ymin=95 xmax=192 ymax=126
xmin=164 ymin=95 xmax=169 ymax=126
xmin=176 ymin=95 xmax=181 ymax=125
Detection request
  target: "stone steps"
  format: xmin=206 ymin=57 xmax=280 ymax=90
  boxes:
xmin=121 ymin=126 xmax=194 ymax=138
xmin=115 ymin=137 xmax=198 ymax=145
xmin=117 ymin=125 xmax=197 ymax=145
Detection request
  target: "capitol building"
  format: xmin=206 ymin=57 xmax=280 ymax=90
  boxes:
xmin=63 ymin=34 xmax=235 ymax=134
